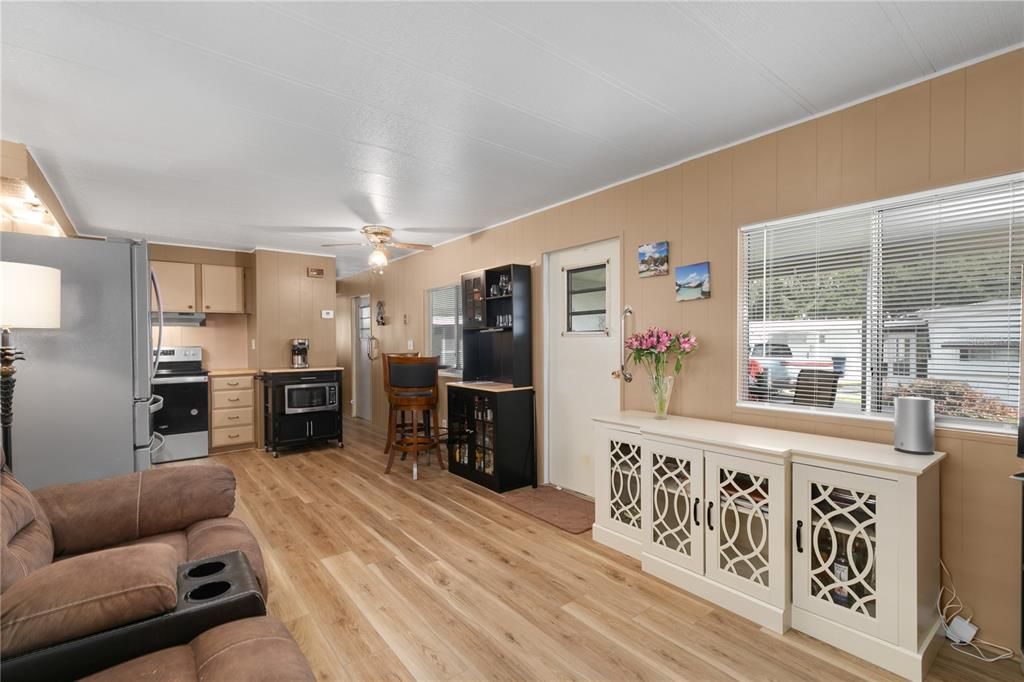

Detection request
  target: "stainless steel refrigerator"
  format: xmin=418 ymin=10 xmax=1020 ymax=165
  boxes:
xmin=0 ymin=232 xmax=161 ymax=489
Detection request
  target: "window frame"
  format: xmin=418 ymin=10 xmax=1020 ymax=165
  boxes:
xmin=426 ymin=283 xmax=463 ymax=374
xmin=564 ymin=261 xmax=609 ymax=336
xmin=736 ymin=172 xmax=1023 ymax=436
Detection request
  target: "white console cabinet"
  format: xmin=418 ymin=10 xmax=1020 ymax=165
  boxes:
xmin=593 ymin=411 xmax=944 ymax=682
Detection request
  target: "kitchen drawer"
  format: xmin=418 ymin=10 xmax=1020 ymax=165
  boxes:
xmin=212 ymin=375 xmax=253 ymax=392
xmin=212 ymin=425 xmax=254 ymax=448
xmin=212 ymin=407 xmax=253 ymax=428
xmin=213 ymin=390 xmax=253 ymax=409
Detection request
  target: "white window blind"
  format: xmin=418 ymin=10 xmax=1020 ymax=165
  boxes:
xmin=740 ymin=175 xmax=1023 ymax=431
xmin=428 ymin=284 xmax=463 ymax=371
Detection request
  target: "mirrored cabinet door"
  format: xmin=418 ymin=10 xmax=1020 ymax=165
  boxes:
xmin=792 ymin=463 xmax=898 ymax=643
xmin=703 ymin=451 xmax=786 ymax=607
xmin=645 ymin=440 xmax=704 ymax=574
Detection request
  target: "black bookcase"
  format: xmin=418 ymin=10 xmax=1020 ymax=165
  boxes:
xmin=447 ymin=385 xmax=535 ymax=493
xmin=462 ymin=264 xmax=532 ymax=387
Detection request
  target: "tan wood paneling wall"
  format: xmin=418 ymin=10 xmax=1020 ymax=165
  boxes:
xmin=337 ymin=48 xmax=1024 ymax=650
xmin=252 ymin=250 xmax=337 ymax=369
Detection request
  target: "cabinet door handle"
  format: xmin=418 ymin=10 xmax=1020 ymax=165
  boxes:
xmin=227 ymin=381 xmax=239 ymax=386
xmin=228 ymin=433 xmax=239 ymax=439
xmin=228 ymin=397 xmax=240 ymax=402
xmin=706 ymin=501 xmax=714 ymax=531
xmin=228 ymin=415 xmax=240 ymax=420
xmin=796 ymin=520 xmax=804 ymax=553
xmin=693 ymin=497 xmax=700 ymax=527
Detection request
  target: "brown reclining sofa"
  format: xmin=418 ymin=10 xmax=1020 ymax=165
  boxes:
xmin=1 ymin=463 xmax=313 ymax=680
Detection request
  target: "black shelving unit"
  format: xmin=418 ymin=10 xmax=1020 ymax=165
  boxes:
xmin=447 ymin=384 xmax=535 ymax=493
xmin=462 ymin=264 xmax=532 ymax=387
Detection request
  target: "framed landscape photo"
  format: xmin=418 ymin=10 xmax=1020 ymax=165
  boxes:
xmin=675 ymin=261 xmax=711 ymax=301
xmin=638 ymin=241 xmax=669 ymax=278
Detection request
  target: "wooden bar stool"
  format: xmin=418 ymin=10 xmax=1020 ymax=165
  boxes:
xmin=385 ymin=356 xmax=444 ymax=480
xmin=382 ymin=352 xmax=419 ymax=455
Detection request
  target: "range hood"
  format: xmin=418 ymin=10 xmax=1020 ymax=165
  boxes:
xmin=153 ymin=312 xmax=206 ymax=327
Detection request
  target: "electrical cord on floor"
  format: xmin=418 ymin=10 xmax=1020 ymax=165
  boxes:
xmin=937 ymin=559 xmax=1014 ymax=663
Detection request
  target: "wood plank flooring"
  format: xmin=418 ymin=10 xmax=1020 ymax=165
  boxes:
xmin=215 ymin=417 xmax=1018 ymax=681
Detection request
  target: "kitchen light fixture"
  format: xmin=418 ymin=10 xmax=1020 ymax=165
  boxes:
xmin=0 ymin=261 xmax=62 ymax=470
xmin=368 ymin=245 xmax=389 ymax=274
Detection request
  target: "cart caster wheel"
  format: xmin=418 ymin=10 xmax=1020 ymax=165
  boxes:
xmin=337 ymin=441 xmax=344 ymax=448
xmin=272 ymin=451 xmax=279 ymax=459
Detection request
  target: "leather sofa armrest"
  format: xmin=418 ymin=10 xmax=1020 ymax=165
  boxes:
xmin=0 ymin=544 xmax=179 ymax=658
xmin=34 ymin=464 xmax=236 ymax=556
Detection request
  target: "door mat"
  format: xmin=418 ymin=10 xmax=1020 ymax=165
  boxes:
xmin=502 ymin=485 xmax=595 ymax=534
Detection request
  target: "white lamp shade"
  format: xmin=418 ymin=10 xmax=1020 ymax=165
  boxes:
xmin=0 ymin=261 xmax=61 ymax=329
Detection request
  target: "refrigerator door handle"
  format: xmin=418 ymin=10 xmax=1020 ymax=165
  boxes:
xmin=149 ymin=394 xmax=164 ymax=414
xmin=151 ymin=268 xmax=165 ymax=381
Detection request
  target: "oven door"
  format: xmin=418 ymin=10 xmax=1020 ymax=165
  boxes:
xmin=152 ymin=377 xmax=209 ymax=435
xmin=284 ymin=382 xmax=337 ymax=414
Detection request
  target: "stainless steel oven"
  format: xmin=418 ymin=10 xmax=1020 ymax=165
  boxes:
xmin=284 ymin=382 xmax=338 ymax=414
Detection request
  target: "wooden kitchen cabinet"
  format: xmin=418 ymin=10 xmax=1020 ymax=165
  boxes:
xmin=210 ymin=372 xmax=255 ymax=451
xmin=150 ymin=260 xmax=197 ymax=313
xmin=201 ymin=264 xmax=245 ymax=313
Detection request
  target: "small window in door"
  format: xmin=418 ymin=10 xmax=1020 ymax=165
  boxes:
xmin=566 ymin=264 xmax=607 ymax=333
xmin=358 ymin=300 xmax=371 ymax=340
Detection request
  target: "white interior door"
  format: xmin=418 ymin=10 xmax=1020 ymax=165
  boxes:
xmin=353 ymin=295 xmax=372 ymax=421
xmin=546 ymin=238 xmax=621 ymax=497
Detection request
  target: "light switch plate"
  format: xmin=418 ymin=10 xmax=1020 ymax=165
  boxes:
xmin=321 ymin=310 xmax=335 ymax=319
xmin=407 ymin=339 xmax=414 ymax=350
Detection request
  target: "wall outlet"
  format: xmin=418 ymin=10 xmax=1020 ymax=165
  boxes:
xmin=441 ymin=418 xmax=448 ymax=428
xmin=407 ymin=339 xmax=414 ymax=350
xmin=321 ymin=309 xmax=334 ymax=319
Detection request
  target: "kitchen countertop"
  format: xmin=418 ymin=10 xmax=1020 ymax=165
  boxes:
xmin=206 ymin=368 xmax=260 ymax=377
xmin=260 ymin=366 xmax=345 ymax=374
xmin=447 ymin=381 xmax=533 ymax=393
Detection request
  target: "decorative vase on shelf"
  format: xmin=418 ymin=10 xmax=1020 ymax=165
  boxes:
xmin=624 ymin=326 xmax=699 ymax=420
xmin=649 ymin=373 xmax=674 ymax=420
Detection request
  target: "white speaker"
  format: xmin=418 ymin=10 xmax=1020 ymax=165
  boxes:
xmin=894 ymin=397 xmax=935 ymax=455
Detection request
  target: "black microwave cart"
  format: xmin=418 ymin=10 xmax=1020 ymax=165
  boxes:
xmin=262 ymin=369 xmax=343 ymax=457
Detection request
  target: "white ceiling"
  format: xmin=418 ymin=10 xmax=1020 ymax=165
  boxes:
xmin=2 ymin=2 xmax=1021 ymax=277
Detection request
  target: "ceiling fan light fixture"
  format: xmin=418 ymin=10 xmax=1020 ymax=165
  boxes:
xmin=368 ymin=245 xmax=389 ymax=274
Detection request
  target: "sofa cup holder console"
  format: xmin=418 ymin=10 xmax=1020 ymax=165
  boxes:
xmin=0 ymin=550 xmax=266 ymax=682
xmin=185 ymin=559 xmax=226 ymax=579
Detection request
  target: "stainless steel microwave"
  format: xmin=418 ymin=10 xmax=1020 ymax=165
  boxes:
xmin=284 ymin=382 xmax=338 ymax=414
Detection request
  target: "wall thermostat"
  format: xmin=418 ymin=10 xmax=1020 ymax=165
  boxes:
xmin=321 ymin=309 xmax=334 ymax=319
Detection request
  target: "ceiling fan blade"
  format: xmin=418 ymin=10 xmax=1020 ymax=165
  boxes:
xmin=251 ymin=226 xmax=361 ymax=234
xmin=320 ymin=242 xmax=367 ymax=248
xmin=400 ymin=227 xmax=472 ymax=235
xmin=390 ymin=242 xmax=435 ymax=251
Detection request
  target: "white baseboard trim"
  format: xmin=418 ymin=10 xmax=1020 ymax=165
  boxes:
xmin=592 ymin=524 xmax=642 ymax=559
xmin=641 ymin=552 xmax=788 ymax=634
xmin=791 ymin=606 xmax=943 ymax=682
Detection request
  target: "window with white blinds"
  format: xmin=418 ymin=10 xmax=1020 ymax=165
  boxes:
xmin=739 ymin=174 xmax=1023 ymax=431
xmin=428 ymin=284 xmax=463 ymax=371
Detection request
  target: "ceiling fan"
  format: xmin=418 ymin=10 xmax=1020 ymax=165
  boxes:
xmin=321 ymin=225 xmax=434 ymax=274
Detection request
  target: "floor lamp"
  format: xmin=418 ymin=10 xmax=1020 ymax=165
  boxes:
xmin=0 ymin=261 xmax=61 ymax=471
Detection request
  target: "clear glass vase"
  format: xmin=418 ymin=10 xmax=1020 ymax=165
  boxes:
xmin=649 ymin=373 xmax=674 ymax=419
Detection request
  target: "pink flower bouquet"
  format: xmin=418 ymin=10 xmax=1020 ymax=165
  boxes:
xmin=624 ymin=327 xmax=699 ymax=418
